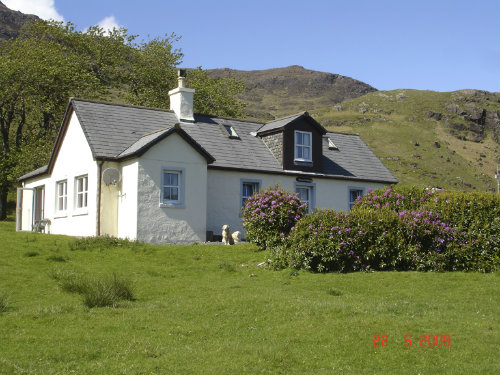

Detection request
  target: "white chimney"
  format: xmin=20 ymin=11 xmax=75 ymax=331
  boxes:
xmin=168 ymin=69 xmax=195 ymax=122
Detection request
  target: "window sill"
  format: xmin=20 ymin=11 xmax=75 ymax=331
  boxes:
xmin=54 ymin=213 xmax=67 ymax=219
xmin=160 ymin=202 xmax=185 ymax=209
xmin=72 ymin=210 xmax=88 ymax=217
xmin=294 ymin=160 xmax=313 ymax=166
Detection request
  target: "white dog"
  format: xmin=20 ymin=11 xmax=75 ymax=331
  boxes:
xmin=222 ymin=225 xmax=241 ymax=245
xmin=232 ymin=231 xmax=241 ymax=244
xmin=222 ymin=224 xmax=233 ymax=245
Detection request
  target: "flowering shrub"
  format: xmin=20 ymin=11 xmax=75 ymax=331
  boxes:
xmin=271 ymin=186 xmax=500 ymax=273
xmin=241 ymin=186 xmax=307 ymax=250
xmin=353 ymin=185 xmax=445 ymax=213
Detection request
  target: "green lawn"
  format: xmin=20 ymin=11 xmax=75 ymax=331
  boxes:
xmin=0 ymin=219 xmax=499 ymax=374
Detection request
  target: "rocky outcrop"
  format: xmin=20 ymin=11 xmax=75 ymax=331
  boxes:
xmin=444 ymin=90 xmax=500 ymax=143
xmin=0 ymin=1 xmax=39 ymax=41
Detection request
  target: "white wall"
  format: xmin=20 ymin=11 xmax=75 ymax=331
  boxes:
xmin=23 ymin=111 xmax=98 ymax=236
xmin=136 ymin=133 xmax=208 ymax=243
xmin=206 ymin=169 xmax=387 ymax=236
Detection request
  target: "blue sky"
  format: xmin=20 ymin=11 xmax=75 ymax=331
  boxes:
xmin=4 ymin=0 xmax=500 ymax=92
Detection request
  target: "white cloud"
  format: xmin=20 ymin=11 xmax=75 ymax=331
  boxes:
xmin=3 ymin=0 xmax=64 ymax=21
xmin=96 ymin=15 xmax=121 ymax=34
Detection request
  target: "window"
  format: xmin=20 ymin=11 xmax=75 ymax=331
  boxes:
xmin=162 ymin=171 xmax=180 ymax=203
xmin=56 ymin=180 xmax=67 ymax=213
xmin=327 ymin=137 xmax=339 ymax=150
xmin=294 ymin=131 xmax=312 ymax=162
xmin=224 ymin=125 xmax=239 ymax=138
xmin=75 ymin=175 xmax=88 ymax=209
xmin=295 ymin=182 xmax=315 ymax=213
xmin=349 ymin=188 xmax=364 ymax=210
xmin=241 ymin=180 xmax=260 ymax=207
xmin=161 ymin=168 xmax=185 ymax=207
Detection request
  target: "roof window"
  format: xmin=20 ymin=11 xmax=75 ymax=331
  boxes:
xmin=327 ymin=138 xmax=339 ymax=150
xmin=223 ymin=125 xmax=239 ymax=139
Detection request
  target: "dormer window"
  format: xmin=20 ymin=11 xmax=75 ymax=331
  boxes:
xmin=294 ymin=131 xmax=312 ymax=162
xmin=224 ymin=125 xmax=239 ymax=139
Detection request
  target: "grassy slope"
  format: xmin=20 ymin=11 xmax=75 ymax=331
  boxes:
xmin=314 ymin=90 xmax=500 ymax=192
xmin=0 ymin=220 xmax=499 ymax=374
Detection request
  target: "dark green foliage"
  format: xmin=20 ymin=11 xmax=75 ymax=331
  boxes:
xmin=272 ymin=186 xmax=500 ymax=273
xmin=241 ymin=186 xmax=307 ymax=250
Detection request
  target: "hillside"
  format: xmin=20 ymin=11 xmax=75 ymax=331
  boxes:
xmin=0 ymin=1 xmax=38 ymax=41
xmin=314 ymin=89 xmax=500 ymax=192
xmin=207 ymin=66 xmax=376 ymax=120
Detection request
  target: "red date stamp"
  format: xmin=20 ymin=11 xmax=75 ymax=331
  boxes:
xmin=373 ymin=334 xmax=451 ymax=347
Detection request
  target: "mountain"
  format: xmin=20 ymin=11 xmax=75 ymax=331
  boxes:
xmin=206 ymin=66 xmax=376 ymax=120
xmin=0 ymin=1 xmax=39 ymax=40
xmin=314 ymin=89 xmax=500 ymax=192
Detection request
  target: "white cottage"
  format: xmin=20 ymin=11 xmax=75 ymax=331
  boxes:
xmin=17 ymin=72 xmax=397 ymax=243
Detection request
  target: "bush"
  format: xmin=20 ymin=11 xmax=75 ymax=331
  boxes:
xmin=272 ymin=186 xmax=500 ymax=273
xmin=353 ymin=185 xmax=445 ymax=212
xmin=242 ymin=186 xmax=307 ymax=250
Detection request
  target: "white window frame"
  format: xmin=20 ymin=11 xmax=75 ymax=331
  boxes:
xmin=240 ymin=179 xmax=261 ymax=208
xmin=160 ymin=167 xmax=185 ymax=208
xmin=294 ymin=130 xmax=312 ymax=162
xmin=74 ymin=175 xmax=88 ymax=214
xmin=55 ymin=180 xmax=67 ymax=216
xmin=348 ymin=187 xmax=365 ymax=210
xmin=294 ymin=181 xmax=316 ymax=213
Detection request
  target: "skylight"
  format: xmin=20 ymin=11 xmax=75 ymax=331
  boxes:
xmin=328 ymin=138 xmax=339 ymax=150
xmin=224 ymin=125 xmax=239 ymax=138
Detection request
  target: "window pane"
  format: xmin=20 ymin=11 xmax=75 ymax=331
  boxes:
xmin=77 ymin=194 xmax=83 ymax=208
xmin=170 ymin=187 xmax=179 ymax=201
xmin=77 ymin=178 xmax=82 ymax=192
xmin=84 ymin=177 xmax=88 ymax=191
xmin=296 ymin=146 xmax=303 ymax=159
xmin=303 ymin=133 xmax=310 ymax=146
xmin=303 ymin=146 xmax=310 ymax=160
xmin=164 ymin=187 xmax=171 ymax=200
xmin=171 ymin=173 xmax=178 ymax=186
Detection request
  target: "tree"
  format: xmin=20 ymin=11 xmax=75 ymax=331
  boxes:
xmin=125 ymin=37 xmax=245 ymax=118
xmin=0 ymin=20 xmax=245 ymax=220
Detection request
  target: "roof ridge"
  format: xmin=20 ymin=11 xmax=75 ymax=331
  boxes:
xmin=325 ymin=130 xmax=361 ymax=137
xmin=70 ymin=97 xmax=265 ymax=124
xmin=265 ymin=111 xmax=308 ymax=124
xmin=70 ymin=97 xmax=176 ymax=114
xmin=140 ymin=126 xmax=174 ymax=137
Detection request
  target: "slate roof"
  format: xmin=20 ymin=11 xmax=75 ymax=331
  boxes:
xmin=19 ymin=98 xmax=397 ymax=184
xmin=256 ymin=112 xmax=327 ymax=135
